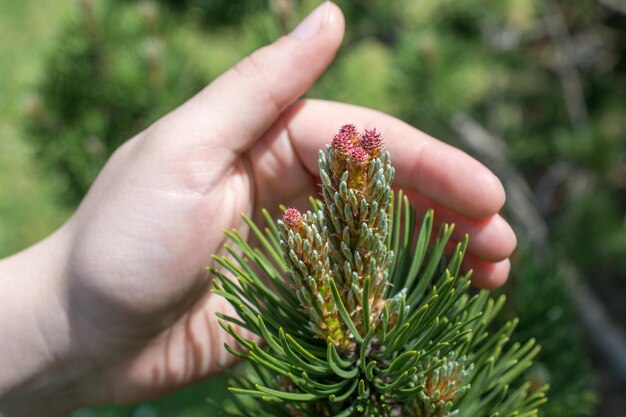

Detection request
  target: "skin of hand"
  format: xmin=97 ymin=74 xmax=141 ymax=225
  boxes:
xmin=0 ymin=2 xmax=517 ymax=415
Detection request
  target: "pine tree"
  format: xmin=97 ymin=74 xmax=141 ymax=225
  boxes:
xmin=212 ymin=125 xmax=547 ymax=417
xmin=25 ymin=0 xmax=206 ymax=204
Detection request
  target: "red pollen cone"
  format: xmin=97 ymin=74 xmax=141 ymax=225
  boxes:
xmin=349 ymin=147 xmax=369 ymax=165
xmin=360 ymin=129 xmax=383 ymax=157
xmin=283 ymin=208 xmax=303 ymax=230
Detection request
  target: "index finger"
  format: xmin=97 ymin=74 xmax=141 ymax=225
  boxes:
xmin=283 ymin=99 xmax=505 ymax=219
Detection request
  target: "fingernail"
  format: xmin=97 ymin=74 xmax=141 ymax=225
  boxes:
xmin=290 ymin=2 xmax=333 ymax=41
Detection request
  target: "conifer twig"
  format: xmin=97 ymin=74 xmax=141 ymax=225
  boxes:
xmin=213 ymin=124 xmax=547 ymax=416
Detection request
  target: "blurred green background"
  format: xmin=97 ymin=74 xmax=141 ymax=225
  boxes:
xmin=1 ymin=0 xmax=624 ymax=416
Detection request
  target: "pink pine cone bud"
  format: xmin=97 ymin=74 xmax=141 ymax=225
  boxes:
xmin=339 ymin=124 xmax=359 ymax=136
xmin=283 ymin=208 xmax=303 ymax=230
xmin=331 ymin=131 xmax=354 ymax=156
xmin=349 ymin=147 xmax=369 ymax=166
xmin=340 ymin=124 xmax=360 ymax=145
xmin=360 ymin=129 xmax=383 ymax=157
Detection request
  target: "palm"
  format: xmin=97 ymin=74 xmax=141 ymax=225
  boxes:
xmin=69 ymin=111 xmax=319 ymax=403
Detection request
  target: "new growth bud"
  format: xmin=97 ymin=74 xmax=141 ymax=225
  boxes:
xmin=339 ymin=124 xmax=360 ymax=145
xmin=348 ymin=146 xmax=369 ymax=189
xmin=331 ymin=131 xmax=354 ymax=156
xmin=330 ymin=125 xmax=361 ymax=176
xmin=283 ymin=207 xmax=303 ymax=230
xmin=319 ymin=124 xmax=395 ymax=341
xmin=278 ymin=208 xmax=346 ymax=347
xmin=349 ymin=147 xmax=369 ymax=165
xmin=413 ymin=354 xmax=473 ymax=417
xmin=360 ymin=128 xmax=383 ymax=158
xmin=329 ymin=125 xmax=387 ymax=192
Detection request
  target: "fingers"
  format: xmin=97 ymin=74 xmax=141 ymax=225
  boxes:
xmin=159 ymin=2 xmax=345 ymax=156
xmin=462 ymin=255 xmax=511 ymax=289
xmin=284 ymin=99 xmax=505 ymax=219
xmin=404 ymin=194 xmax=514 ymax=288
xmin=405 ymin=191 xmax=516 ymax=262
xmin=434 ymin=228 xmax=512 ymax=289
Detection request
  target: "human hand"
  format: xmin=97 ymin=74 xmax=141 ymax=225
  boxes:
xmin=0 ymin=2 xmax=516 ymax=414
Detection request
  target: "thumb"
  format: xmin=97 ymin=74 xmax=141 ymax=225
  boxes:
xmin=163 ymin=2 xmax=345 ymax=154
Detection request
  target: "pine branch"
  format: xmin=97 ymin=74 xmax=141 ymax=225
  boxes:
xmin=212 ymin=125 xmax=547 ymax=417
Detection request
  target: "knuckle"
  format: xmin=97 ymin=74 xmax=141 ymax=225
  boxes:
xmin=232 ymin=49 xmax=283 ymax=113
xmin=233 ymin=49 xmax=269 ymax=80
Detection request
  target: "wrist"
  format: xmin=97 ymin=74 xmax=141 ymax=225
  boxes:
xmin=0 ymin=224 xmax=99 ymax=415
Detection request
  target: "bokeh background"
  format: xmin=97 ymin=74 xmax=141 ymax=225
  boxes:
xmin=1 ymin=0 xmax=624 ymax=416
